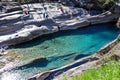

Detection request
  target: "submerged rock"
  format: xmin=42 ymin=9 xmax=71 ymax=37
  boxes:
xmin=74 ymin=54 xmax=90 ymax=60
xmin=27 ymin=38 xmax=119 ymax=80
xmin=16 ymin=56 xmax=48 ymax=69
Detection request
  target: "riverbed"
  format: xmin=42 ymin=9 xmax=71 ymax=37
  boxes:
xmin=0 ymin=23 xmax=119 ymax=80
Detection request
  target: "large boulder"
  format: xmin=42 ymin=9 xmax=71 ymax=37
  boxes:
xmin=17 ymin=56 xmax=48 ymax=69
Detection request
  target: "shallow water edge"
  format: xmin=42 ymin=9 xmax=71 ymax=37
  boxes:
xmin=28 ymin=35 xmax=120 ymax=80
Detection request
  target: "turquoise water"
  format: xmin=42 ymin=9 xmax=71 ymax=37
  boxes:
xmin=0 ymin=23 xmax=119 ymax=80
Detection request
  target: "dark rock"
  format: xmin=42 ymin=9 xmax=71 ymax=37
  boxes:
xmin=74 ymin=54 xmax=90 ymax=60
xmin=49 ymin=67 xmax=57 ymax=70
xmin=110 ymin=5 xmax=120 ymax=14
xmin=28 ymin=77 xmax=36 ymax=80
xmin=41 ymin=46 xmax=49 ymax=49
xmin=89 ymin=57 xmax=99 ymax=61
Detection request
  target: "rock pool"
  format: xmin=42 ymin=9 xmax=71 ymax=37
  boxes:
xmin=0 ymin=23 xmax=119 ymax=80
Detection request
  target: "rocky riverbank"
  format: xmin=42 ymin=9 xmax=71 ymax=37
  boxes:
xmin=27 ymin=3 xmax=120 ymax=80
xmin=0 ymin=10 xmax=119 ymax=47
xmin=28 ymin=35 xmax=120 ymax=80
xmin=0 ymin=2 xmax=120 ymax=47
xmin=0 ymin=2 xmax=120 ymax=80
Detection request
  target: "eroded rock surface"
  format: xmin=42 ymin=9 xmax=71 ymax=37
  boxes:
xmin=0 ymin=11 xmax=119 ymax=47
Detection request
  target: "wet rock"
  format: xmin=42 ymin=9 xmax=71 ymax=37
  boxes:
xmin=41 ymin=46 xmax=49 ymax=49
xmin=48 ymin=53 xmax=76 ymax=61
xmin=28 ymin=77 xmax=36 ymax=80
xmin=49 ymin=67 xmax=57 ymax=70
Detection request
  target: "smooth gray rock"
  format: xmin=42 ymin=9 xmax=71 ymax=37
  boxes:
xmin=0 ymin=11 xmax=120 ymax=46
xmin=88 ymin=11 xmax=119 ymax=24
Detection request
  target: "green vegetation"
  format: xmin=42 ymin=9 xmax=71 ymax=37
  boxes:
xmin=63 ymin=60 xmax=120 ymax=80
xmin=104 ymin=0 xmax=116 ymax=4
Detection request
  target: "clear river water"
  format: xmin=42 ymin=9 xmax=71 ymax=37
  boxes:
xmin=0 ymin=23 xmax=119 ymax=80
